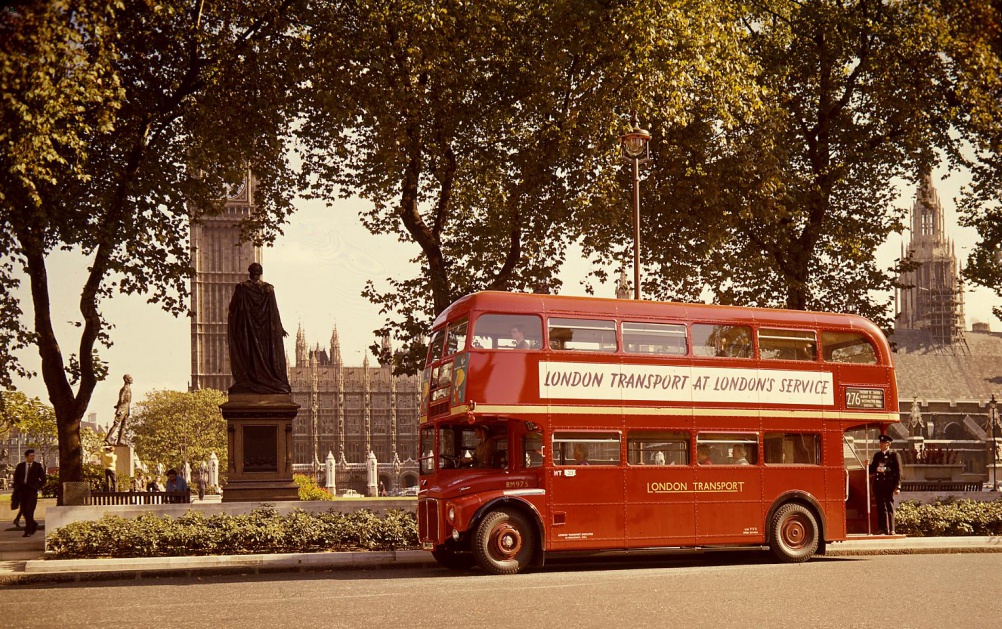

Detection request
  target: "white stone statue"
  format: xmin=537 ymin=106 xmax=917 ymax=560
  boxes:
xmin=208 ymin=452 xmax=219 ymax=487
xmin=156 ymin=462 xmax=165 ymax=478
xmin=366 ymin=450 xmax=378 ymax=496
xmin=325 ymin=451 xmax=336 ymax=491
xmin=182 ymin=460 xmax=191 ymax=484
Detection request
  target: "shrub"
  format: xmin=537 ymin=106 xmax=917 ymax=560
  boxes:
xmin=895 ymin=499 xmax=1002 ymax=536
xmin=46 ymin=507 xmax=419 ymax=559
xmin=293 ymin=474 xmax=335 ymax=501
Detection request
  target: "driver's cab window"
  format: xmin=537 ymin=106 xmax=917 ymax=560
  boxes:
xmin=523 ymin=429 xmax=543 ymax=468
xmin=438 ymin=424 xmax=508 ymax=470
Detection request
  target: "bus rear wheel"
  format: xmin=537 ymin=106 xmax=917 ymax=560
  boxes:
xmin=770 ymin=503 xmax=819 ymax=563
xmin=473 ymin=509 xmax=536 ymax=575
xmin=432 ymin=546 xmax=476 ymax=571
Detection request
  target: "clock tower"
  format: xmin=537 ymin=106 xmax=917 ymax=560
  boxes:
xmin=189 ymin=173 xmax=262 ymax=392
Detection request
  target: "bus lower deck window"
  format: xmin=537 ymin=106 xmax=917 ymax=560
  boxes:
xmin=627 ymin=431 xmax=690 ymax=465
xmin=764 ymin=433 xmax=821 ymax=465
xmin=696 ymin=434 xmax=758 ymax=465
xmin=553 ymin=432 xmax=621 ymax=466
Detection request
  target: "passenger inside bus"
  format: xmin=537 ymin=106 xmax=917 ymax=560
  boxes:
xmin=510 ymin=325 xmax=531 ymax=349
xmin=731 ymin=444 xmax=750 ymax=465
xmin=697 ymin=445 xmax=712 ymax=465
xmin=572 ymin=443 xmax=590 ymax=465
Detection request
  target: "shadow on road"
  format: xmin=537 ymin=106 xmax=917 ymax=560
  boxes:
xmin=8 ymin=550 xmax=861 ymax=590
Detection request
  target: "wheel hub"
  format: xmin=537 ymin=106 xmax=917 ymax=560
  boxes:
xmin=782 ymin=516 xmax=808 ymax=549
xmin=491 ymin=522 xmax=523 ymax=559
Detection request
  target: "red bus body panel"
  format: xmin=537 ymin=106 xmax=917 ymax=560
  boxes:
xmin=419 ymin=292 xmax=898 ymax=557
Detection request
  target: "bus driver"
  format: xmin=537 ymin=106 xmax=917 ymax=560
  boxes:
xmin=472 ymin=426 xmax=497 ymax=468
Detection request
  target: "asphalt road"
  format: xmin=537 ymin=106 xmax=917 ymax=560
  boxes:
xmin=2 ymin=552 xmax=1000 ymax=629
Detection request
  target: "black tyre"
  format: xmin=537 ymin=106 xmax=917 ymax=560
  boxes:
xmin=769 ymin=502 xmax=819 ymax=563
xmin=473 ymin=509 xmax=536 ymax=575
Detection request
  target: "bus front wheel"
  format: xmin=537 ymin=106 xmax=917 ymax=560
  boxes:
xmin=473 ymin=509 xmax=536 ymax=575
xmin=769 ymin=503 xmax=819 ymax=563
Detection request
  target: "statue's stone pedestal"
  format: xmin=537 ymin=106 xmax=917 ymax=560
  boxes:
xmin=220 ymin=393 xmax=300 ymax=502
xmin=114 ymin=445 xmax=135 ymax=481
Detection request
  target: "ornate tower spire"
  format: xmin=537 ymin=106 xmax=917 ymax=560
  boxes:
xmin=330 ymin=325 xmax=341 ymax=367
xmin=379 ymin=333 xmax=392 ymax=368
xmin=296 ymin=322 xmax=307 ymax=368
xmin=895 ymin=170 xmax=967 ymax=347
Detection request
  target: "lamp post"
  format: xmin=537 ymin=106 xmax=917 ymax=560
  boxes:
xmin=619 ymin=114 xmax=651 ymax=300
xmin=990 ymin=394 xmax=998 ymax=491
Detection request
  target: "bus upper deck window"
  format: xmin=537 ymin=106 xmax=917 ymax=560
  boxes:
xmin=691 ymin=324 xmax=752 ymax=358
xmin=759 ymin=328 xmax=817 ymax=361
xmin=445 ymin=319 xmax=468 ymax=356
xmin=821 ymin=331 xmax=878 ymax=364
xmin=471 ymin=314 xmax=543 ymax=350
xmin=548 ymin=318 xmax=617 ymax=352
xmin=622 ymin=322 xmax=687 ymax=355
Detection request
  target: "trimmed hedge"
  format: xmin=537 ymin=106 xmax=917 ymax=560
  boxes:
xmin=46 ymin=507 xmax=418 ymax=559
xmin=895 ymin=499 xmax=1002 ymax=536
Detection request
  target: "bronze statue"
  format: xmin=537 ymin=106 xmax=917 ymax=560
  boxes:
xmin=227 ymin=262 xmax=291 ymax=394
xmin=105 ymin=374 xmax=133 ymax=446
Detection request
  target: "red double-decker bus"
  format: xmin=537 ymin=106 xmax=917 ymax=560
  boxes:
xmin=418 ymin=292 xmax=898 ymax=574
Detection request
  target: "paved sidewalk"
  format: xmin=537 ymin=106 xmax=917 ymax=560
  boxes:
xmin=1 ymin=535 xmax=1000 ymax=586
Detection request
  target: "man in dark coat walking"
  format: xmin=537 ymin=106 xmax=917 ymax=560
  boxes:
xmin=868 ymin=434 xmax=901 ymax=535
xmin=12 ymin=449 xmax=46 ymax=537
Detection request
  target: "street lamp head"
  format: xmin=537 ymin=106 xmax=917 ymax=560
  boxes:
xmin=620 ymin=115 xmax=651 ymax=160
xmin=991 ymin=394 xmax=997 ymax=412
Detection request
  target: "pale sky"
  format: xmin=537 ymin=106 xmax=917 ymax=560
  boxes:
xmin=10 ymin=165 xmax=1000 ymax=427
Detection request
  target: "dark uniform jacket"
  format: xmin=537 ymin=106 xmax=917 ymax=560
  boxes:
xmin=13 ymin=460 xmax=46 ymax=495
xmin=868 ymin=450 xmax=901 ymax=490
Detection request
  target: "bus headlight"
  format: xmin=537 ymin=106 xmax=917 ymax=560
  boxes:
xmin=446 ymin=505 xmax=456 ymax=523
xmin=452 ymin=528 xmax=460 ymax=541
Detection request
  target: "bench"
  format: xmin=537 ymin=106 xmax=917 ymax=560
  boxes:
xmin=86 ymin=490 xmax=191 ymax=505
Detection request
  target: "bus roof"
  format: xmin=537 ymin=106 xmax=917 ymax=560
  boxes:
xmin=434 ymin=291 xmax=888 ymax=342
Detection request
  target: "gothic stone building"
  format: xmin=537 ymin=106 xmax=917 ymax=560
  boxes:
xmin=289 ymin=328 xmax=420 ymax=494
xmin=889 ymin=173 xmax=1001 ymax=481
xmin=189 ymin=174 xmax=420 ymax=494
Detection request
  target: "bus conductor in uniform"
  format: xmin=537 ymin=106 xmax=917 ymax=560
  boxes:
xmin=868 ymin=434 xmax=901 ymax=535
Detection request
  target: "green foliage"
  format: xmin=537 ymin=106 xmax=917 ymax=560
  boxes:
xmin=0 ymin=0 xmax=122 ymax=389
xmin=128 ymin=389 xmax=227 ymax=474
xmin=895 ymin=499 xmax=1002 ymax=537
xmin=79 ymin=426 xmax=106 ymax=464
xmin=581 ymin=0 xmax=1002 ymax=326
xmin=1 ymin=0 xmax=306 ymax=484
xmin=300 ymin=0 xmax=760 ymax=375
xmin=293 ymin=473 xmax=334 ymax=501
xmin=0 ymin=390 xmax=57 ymax=464
xmin=46 ymin=507 xmax=419 ymax=559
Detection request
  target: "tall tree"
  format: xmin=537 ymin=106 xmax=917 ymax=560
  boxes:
xmin=952 ymin=0 xmax=1002 ymax=322
xmin=128 ymin=389 xmax=228 ymax=475
xmin=585 ymin=0 xmax=1002 ymax=327
xmin=300 ymin=0 xmax=759 ymax=374
xmin=1 ymin=0 xmax=306 ymax=490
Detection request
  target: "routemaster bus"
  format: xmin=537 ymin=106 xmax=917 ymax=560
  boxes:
xmin=417 ymin=292 xmax=898 ymax=574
